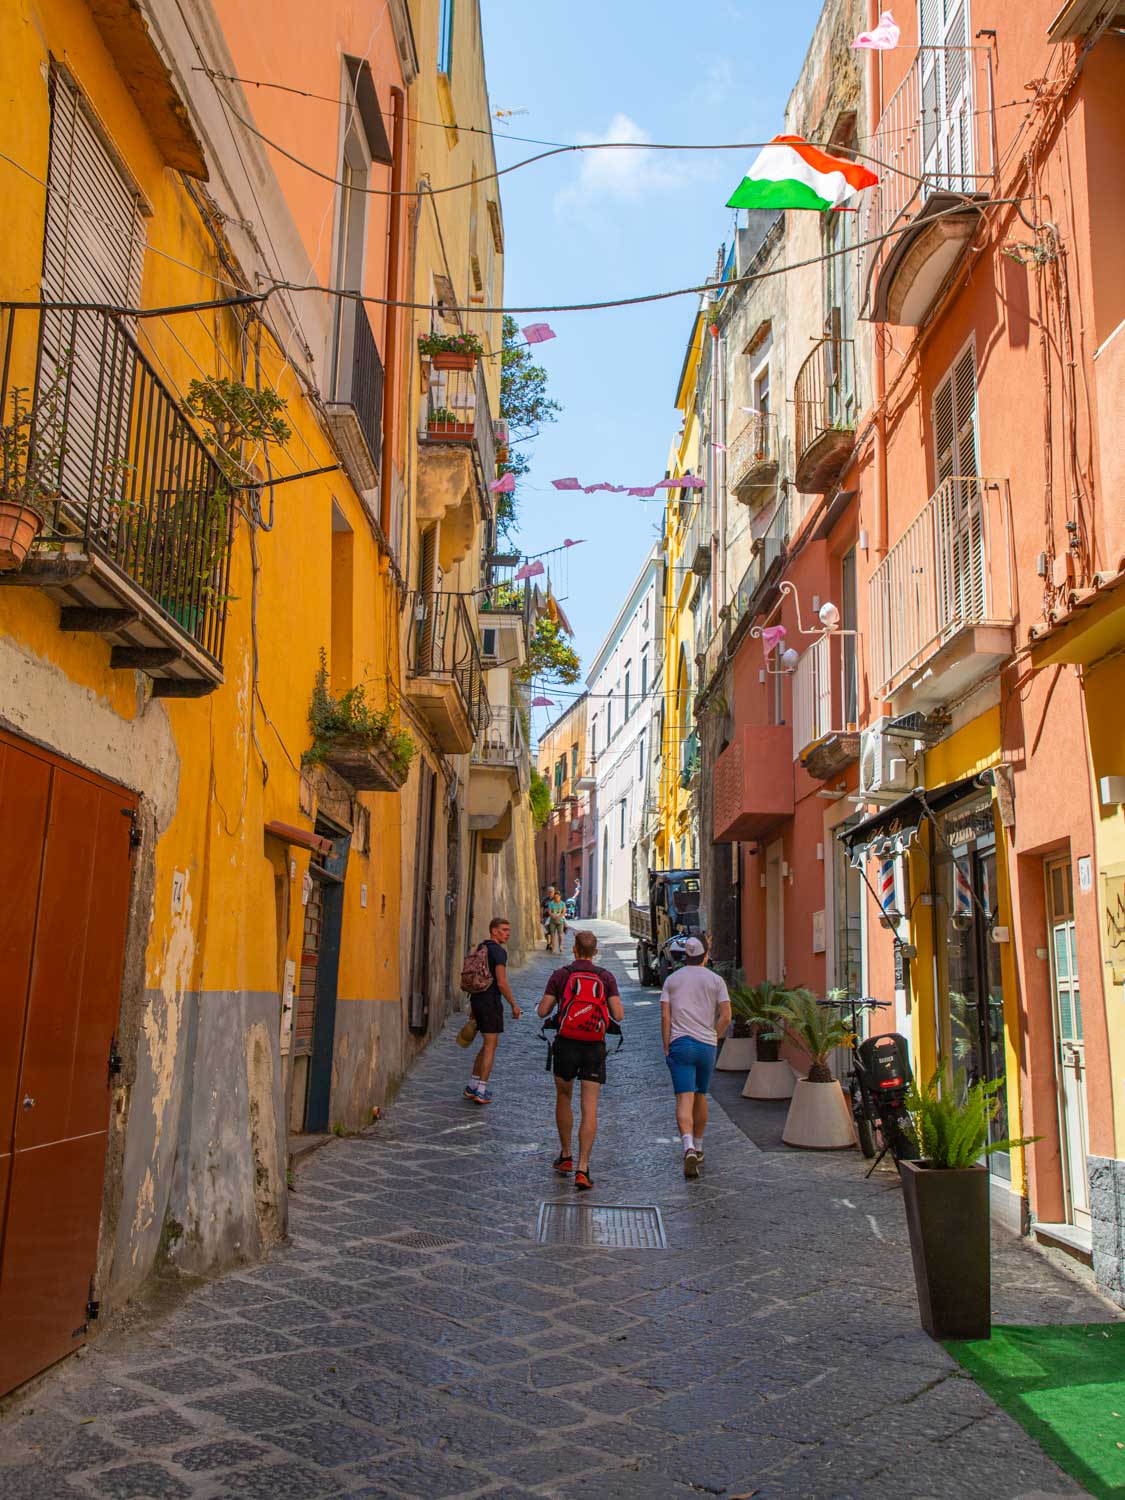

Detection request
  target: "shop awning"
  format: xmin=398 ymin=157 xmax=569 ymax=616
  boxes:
xmin=840 ymin=774 xmax=990 ymax=867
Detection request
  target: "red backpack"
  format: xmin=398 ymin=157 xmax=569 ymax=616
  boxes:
xmin=557 ymin=967 xmax=610 ymax=1043
xmin=460 ymin=943 xmax=493 ymax=994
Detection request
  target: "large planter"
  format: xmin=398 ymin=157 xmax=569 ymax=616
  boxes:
xmin=716 ymin=1034 xmax=756 ymax=1072
xmin=742 ymin=1060 xmax=796 ymax=1100
xmin=428 ymin=419 xmax=474 ymax=440
xmin=0 ymin=500 xmax=44 ymax=571
xmin=782 ymin=1079 xmax=855 ymax=1149
xmin=900 ymin=1160 xmax=990 ymax=1340
xmin=322 ymin=734 xmax=409 ymax=792
xmin=430 ymin=350 xmax=476 ymax=372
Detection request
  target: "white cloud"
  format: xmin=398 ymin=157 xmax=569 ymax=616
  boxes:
xmin=554 ymin=113 xmax=687 ymax=216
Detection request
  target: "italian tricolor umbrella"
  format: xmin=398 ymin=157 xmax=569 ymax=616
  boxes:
xmin=727 ymin=135 xmax=878 ymax=212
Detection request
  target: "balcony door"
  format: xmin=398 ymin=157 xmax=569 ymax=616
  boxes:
xmin=919 ymin=0 xmax=974 ymax=194
xmin=932 ymin=342 xmax=984 ymax=632
xmin=331 ymin=98 xmax=372 ymax=407
xmin=1046 ymin=858 xmax=1091 ymax=1230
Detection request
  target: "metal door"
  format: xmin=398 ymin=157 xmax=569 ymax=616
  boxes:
xmin=0 ymin=730 xmax=136 ymax=1396
xmin=1046 ymin=858 xmax=1090 ymax=1228
xmin=304 ymin=830 xmax=349 ymax=1134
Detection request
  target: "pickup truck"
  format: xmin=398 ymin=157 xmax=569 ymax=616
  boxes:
xmin=629 ymin=868 xmax=703 ymax=986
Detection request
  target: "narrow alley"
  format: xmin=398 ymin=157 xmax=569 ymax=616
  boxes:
xmin=0 ymin=925 xmax=1111 ymax=1500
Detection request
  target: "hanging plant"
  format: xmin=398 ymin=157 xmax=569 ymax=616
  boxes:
xmin=304 ymin=649 xmax=415 ymax=792
xmin=418 ymin=331 xmax=484 ymax=360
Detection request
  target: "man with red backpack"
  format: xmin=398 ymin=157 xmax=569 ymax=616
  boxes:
xmin=537 ymin=930 xmax=625 ymax=1191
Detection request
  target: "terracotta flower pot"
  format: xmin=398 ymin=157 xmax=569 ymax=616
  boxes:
xmin=900 ymin=1159 xmax=991 ymax=1340
xmin=781 ymin=1078 xmax=855 ymax=1149
xmin=431 ymin=350 xmax=476 ymax=371
xmin=0 ymin=500 xmax=44 ymax=571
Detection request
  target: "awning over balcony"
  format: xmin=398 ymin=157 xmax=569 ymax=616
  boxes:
xmin=840 ymin=773 xmax=990 ymax=867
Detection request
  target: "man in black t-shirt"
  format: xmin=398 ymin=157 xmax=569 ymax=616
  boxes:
xmin=465 ymin=917 xmax=521 ymax=1105
xmin=536 ymin=930 xmax=624 ymax=1190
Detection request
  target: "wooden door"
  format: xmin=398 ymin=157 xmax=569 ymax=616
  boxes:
xmin=1046 ymin=858 xmax=1091 ymax=1229
xmin=0 ymin=730 xmax=136 ymax=1396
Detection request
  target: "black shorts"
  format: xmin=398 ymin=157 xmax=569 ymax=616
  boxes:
xmin=552 ymin=1037 xmax=607 ymax=1085
xmin=470 ymin=993 xmax=504 ymax=1034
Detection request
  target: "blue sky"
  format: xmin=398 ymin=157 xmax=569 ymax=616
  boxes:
xmin=478 ymin=0 xmax=825 ymax=740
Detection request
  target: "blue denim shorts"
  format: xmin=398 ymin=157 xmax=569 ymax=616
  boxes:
xmin=666 ymin=1036 xmax=718 ymax=1095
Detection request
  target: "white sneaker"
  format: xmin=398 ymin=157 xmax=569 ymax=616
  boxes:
xmin=683 ymin=1149 xmax=700 ymax=1180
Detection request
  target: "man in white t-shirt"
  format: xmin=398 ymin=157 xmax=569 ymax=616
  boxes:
xmin=660 ymin=938 xmax=732 ymax=1178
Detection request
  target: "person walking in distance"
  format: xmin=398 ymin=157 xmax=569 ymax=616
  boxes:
xmin=464 ymin=917 xmax=521 ymax=1105
xmin=660 ymin=937 xmax=731 ymax=1177
xmin=537 ymin=929 xmax=624 ymax=1191
xmin=546 ymin=887 xmax=568 ymax=955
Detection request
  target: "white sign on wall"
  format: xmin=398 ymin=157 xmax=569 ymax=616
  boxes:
xmin=812 ymin=909 xmax=826 ymax=954
xmin=280 ymin=959 xmax=296 ymax=1056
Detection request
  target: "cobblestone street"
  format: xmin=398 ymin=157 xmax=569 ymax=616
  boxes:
xmin=0 ymin=923 xmax=1117 ymax=1500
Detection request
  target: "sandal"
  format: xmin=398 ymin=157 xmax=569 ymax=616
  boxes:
xmin=552 ymin=1154 xmax=574 ymax=1175
xmin=574 ymin=1168 xmax=593 ymax=1191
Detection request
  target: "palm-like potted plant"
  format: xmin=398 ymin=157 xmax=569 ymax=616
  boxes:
xmin=732 ymin=980 xmax=798 ymax=1098
xmin=770 ymin=988 xmax=856 ymax=1148
xmin=0 ymin=378 xmax=67 ymax=571
xmin=901 ymin=1070 xmax=1034 ymax=1340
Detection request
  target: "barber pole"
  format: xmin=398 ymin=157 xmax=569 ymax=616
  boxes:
xmin=878 ymin=857 xmax=900 ymax=926
xmin=952 ymin=857 xmax=974 ymax=930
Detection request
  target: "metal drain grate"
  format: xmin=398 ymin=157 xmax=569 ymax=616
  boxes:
xmin=386 ymin=1231 xmax=457 ymax=1250
xmin=536 ymin=1203 xmax=667 ymax=1249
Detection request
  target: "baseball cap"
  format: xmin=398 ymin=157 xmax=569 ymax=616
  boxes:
xmin=683 ymin=937 xmax=706 ymax=957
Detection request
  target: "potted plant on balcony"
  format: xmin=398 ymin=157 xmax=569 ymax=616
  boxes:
xmin=427 ymin=403 xmax=474 ymax=439
xmin=419 ymin=330 xmax=484 ymax=371
xmin=305 ymin=649 xmax=416 ymax=792
xmin=0 ymin=378 xmax=68 ymax=571
xmin=771 ymin=988 xmax=856 ymax=1148
xmin=737 ymin=980 xmax=798 ymax=1098
xmin=900 ymin=1070 xmax=1033 ymax=1341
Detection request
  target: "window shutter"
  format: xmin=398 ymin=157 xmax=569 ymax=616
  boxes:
xmin=953 ymin=342 xmax=978 ymax=476
xmin=933 ymin=368 xmax=957 ymax=483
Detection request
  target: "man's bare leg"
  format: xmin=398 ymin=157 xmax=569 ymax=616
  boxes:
xmin=577 ymin=1080 xmax=600 ymax=1173
xmin=554 ymin=1076 xmax=574 ymax=1157
xmin=472 ymin=1032 xmax=499 ymax=1085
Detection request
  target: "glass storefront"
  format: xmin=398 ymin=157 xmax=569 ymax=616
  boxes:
xmin=934 ymin=799 xmax=1010 ymax=1179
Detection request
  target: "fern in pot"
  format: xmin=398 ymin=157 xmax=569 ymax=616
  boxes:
xmin=734 ymin=980 xmax=797 ymax=1099
xmin=770 ymin=988 xmax=856 ymax=1149
xmin=900 ymin=1070 xmax=1035 ymax=1341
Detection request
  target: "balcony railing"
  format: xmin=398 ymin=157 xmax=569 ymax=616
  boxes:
xmin=0 ymin=302 xmax=231 ymax=671
xmin=792 ymin=631 xmax=859 ymax=770
xmin=869 ymin=477 xmax=1014 ymax=699
xmin=684 ymin=499 xmax=711 ymax=576
xmin=471 ymin=703 xmax=526 ymax=769
xmin=732 ymin=494 xmax=791 ymax=628
xmin=423 ymin=361 xmax=496 ymax=498
xmin=479 ymin=556 xmax=531 ymax=627
xmin=860 ymin=46 xmax=996 ymax=308
xmin=680 ymin=729 xmax=701 ymax=789
xmin=406 ymin=590 xmax=488 ymax=735
xmin=328 ymin=301 xmax=384 ymax=486
xmin=729 ymin=411 xmax=780 ymax=503
xmin=794 ymin=337 xmax=856 ymax=493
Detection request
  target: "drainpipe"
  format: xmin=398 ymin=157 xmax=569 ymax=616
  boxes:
xmin=867 ymin=0 xmax=888 ymax=564
xmin=710 ymin=322 xmax=721 ymax=630
xmin=380 ymin=86 xmax=406 ymax=544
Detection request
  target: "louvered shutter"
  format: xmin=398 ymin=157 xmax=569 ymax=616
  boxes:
xmin=41 ymin=72 xmax=146 ymax=516
xmin=932 ymin=345 xmax=982 ymax=633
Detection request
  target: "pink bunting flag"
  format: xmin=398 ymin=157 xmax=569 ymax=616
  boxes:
xmin=761 ymin=624 xmax=787 ymax=659
xmin=489 ymin=472 xmax=516 ymax=493
xmin=679 ymin=475 xmax=706 ymax=489
xmin=552 ymin=477 xmax=581 ymax=490
xmin=851 ymin=10 xmax=900 ymax=48
xmin=563 ymin=538 xmax=586 ymax=547
xmin=522 ymin=322 xmax=556 ymax=344
xmin=584 ymin=482 xmax=613 ymax=493
xmin=531 ymin=696 xmax=555 ymax=707
xmin=655 ymin=479 xmax=679 ymax=490
xmin=513 ymin=559 xmax=545 ymax=582
xmin=628 ymin=487 xmax=657 ymax=497
xmin=607 ymin=486 xmax=628 ymax=493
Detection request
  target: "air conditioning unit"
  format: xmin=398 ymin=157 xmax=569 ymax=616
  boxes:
xmin=859 ymin=717 xmax=915 ymax=803
xmin=493 ymin=418 xmax=510 ymax=446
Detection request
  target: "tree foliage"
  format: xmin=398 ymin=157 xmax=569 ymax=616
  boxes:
xmin=529 ymin=767 xmax=551 ymax=829
xmin=497 ymin=315 xmax=561 ymax=542
xmin=518 ymin=617 xmax=580 ymax=686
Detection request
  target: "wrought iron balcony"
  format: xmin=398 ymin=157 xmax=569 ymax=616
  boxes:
xmin=0 ymin=302 xmax=232 ymax=694
xmin=868 ymin=477 xmax=1014 ymax=708
xmin=791 ymin=632 xmax=860 ymax=779
xmin=326 ymin=301 xmax=384 ymax=490
xmin=731 ymin=494 xmax=791 ymax=628
xmin=479 ymin=554 xmax=531 ymax=665
xmin=860 ymin=45 xmax=996 ymax=326
xmin=684 ymin=501 xmax=712 ymax=577
xmin=729 ymin=411 xmax=780 ymax=505
xmin=794 ymin=337 xmax=856 ymax=494
xmin=422 ymin=361 xmax=497 ymax=503
xmin=679 ymin=729 xmax=701 ymax=790
xmin=405 ymin=590 xmax=488 ymax=753
xmin=471 ymin=703 xmax=527 ymax=772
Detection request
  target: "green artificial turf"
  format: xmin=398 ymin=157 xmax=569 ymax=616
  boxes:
xmin=947 ymin=1323 xmax=1125 ymax=1499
